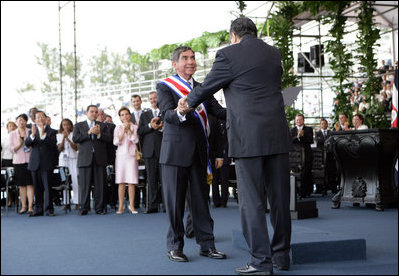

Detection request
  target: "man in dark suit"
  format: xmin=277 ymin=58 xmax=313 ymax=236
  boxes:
xmin=137 ymin=91 xmax=163 ymax=213
xmin=184 ymin=113 xmax=223 ymax=238
xmin=157 ymin=46 xmax=226 ymax=263
xmin=25 ymin=110 xmax=58 ymax=216
xmin=97 ymin=110 xmax=117 ymax=210
xmin=316 ymin=118 xmax=338 ymax=193
xmin=130 ymin=94 xmax=146 ymax=209
xmin=211 ymin=118 xmax=230 ymax=208
xmin=73 ymin=105 xmax=111 ymax=215
xmin=315 ymin=118 xmax=331 ymax=148
xmin=182 ymin=17 xmax=292 ymax=275
xmin=290 ymin=114 xmax=314 ymax=198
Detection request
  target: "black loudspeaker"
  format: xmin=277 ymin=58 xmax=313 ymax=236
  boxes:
xmin=298 ymin=52 xmax=314 ymax=73
xmin=310 ymin=45 xmax=324 ymax=67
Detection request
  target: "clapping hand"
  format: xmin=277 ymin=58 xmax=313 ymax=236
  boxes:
xmin=91 ymin=124 xmax=101 ymax=135
xmin=31 ymin=124 xmax=37 ymax=137
xmin=150 ymin=117 xmax=163 ymax=130
xmin=123 ymin=122 xmax=132 ymax=135
xmin=63 ymin=130 xmax=69 ymax=139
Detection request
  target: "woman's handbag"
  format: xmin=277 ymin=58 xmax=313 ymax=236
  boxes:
xmin=135 ymin=141 xmax=143 ymax=161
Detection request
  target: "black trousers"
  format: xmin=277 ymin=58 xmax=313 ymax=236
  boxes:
xmin=161 ymin=158 xmax=215 ymax=252
xmin=145 ymin=157 xmax=162 ymax=211
xmin=212 ymin=164 xmax=229 ymax=206
xmin=78 ymin=161 xmax=105 ymax=213
xmin=235 ymin=153 xmax=291 ymax=272
xmin=31 ymin=168 xmax=53 ymax=213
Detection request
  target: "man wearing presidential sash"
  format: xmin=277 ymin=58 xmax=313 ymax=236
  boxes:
xmin=156 ymin=46 xmax=226 ymax=263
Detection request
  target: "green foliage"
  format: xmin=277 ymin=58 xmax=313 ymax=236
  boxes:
xmin=301 ymin=1 xmax=325 ymax=15
xmin=321 ymin=1 xmax=353 ymax=124
xmin=149 ymin=44 xmax=180 ymax=62
xmin=269 ymin=1 xmax=300 ymax=90
xmin=36 ymin=42 xmax=83 ymax=94
xmin=89 ymin=47 xmax=111 ymax=86
xmin=16 ymin=83 xmax=35 ymax=94
xmin=355 ymin=1 xmax=387 ymax=128
xmin=235 ymin=1 xmax=247 ymax=16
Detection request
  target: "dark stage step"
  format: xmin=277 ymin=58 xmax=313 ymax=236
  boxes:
xmin=232 ymin=226 xmax=366 ymax=264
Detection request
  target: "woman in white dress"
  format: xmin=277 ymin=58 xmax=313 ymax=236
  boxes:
xmin=56 ymin=119 xmax=79 ymax=210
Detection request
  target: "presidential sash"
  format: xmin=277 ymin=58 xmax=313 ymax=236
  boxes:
xmin=160 ymin=75 xmax=212 ymax=176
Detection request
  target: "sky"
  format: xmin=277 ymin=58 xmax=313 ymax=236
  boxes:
xmin=1 ymin=1 xmax=270 ymax=113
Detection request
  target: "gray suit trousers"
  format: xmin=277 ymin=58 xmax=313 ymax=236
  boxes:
xmin=235 ymin=153 xmax=291 ymax=271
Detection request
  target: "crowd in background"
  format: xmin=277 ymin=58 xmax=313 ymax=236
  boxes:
xmin=1 ymin=92 xmax=231 ymax=219
xmin=1 ymin=59 xmax=398 ymax=216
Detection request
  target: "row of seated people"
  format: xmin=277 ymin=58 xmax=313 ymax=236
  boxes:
xmin=1 ymin=93 xmax=233 ymax=216
xmin=289 ymin=113 xmax=370 ymax=198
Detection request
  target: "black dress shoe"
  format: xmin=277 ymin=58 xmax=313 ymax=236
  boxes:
xmin=46 ymin=211 xmax=55 ymax=217
xmin=167 ymin=250 xmax=188 ymax=262
xmin=95 ymin=210 xmax=106 ymax=215
xmin=200 ymin=247 xmax=226 ymax=259
xmin=144 ymin=209 xmax=158 ymax=214
xmin=235 ymin=264 xmax=273 ymax=275
xmin=79 ymin=210 xmax=88 ymax=216
xmin=272 ymin=254 xmax=290 ymax=270
xmin=29 ymin=211 xmax=44 ymax=217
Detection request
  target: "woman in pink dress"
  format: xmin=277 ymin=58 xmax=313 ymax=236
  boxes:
xmin=114 ymin=106 xmax=139 ymax=214
xmin=9 ymin=114 xmax=34 ymax=215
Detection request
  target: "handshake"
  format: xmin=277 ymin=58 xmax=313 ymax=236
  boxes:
xmin=177 ymin=96 xmax=194 ymax=115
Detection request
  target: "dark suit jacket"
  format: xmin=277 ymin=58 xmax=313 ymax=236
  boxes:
xmin=72 ymin=121 xmax=111 ymax=167
xmin=157 ymin=78 xmax=226 ymax=167
xmin=186 ymin=35 xmax=292 ymax=158
xmin=137 ymin=109 xmax=163 ymax=159
xmin=208 ymin=114 xmax=223 ymax=162
xmin=25 ymin=125 xmax=58 ymax=171
xmin=290 ymin=126 xmax=314 ymax=149
xmin=315 ymin=129 xmax=331 ymax=148
xmin=290 ymin=125 xmax=314 ymax=166
xmin=130 ymin=110 xmax=144 ymax=125
xmin=105 ymin=122 xmax=117 ymax=165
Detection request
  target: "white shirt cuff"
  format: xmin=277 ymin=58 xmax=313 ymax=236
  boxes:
xmin=177 ymin=111 xmax=186 ymax=122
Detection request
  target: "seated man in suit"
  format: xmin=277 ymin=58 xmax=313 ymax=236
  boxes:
xmin=73 ymin=105 xmax=111 ymax=215
xmin=290 ymin=114 xmax=314 ymax=198
xmin=25 ymin=110 xmax=58 ymax=216
xmin=157 ymin=46 xmax=226 ymax=263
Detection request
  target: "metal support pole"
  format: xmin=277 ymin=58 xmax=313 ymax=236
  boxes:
xmin=73 ymin=1 xmax=78 ymax=124
xmin=319 ymin=19 xmax=323 ymax=118
xmin=58 ymin=1 xmax=63 ymax=119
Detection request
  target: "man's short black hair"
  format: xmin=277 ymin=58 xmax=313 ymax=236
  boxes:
xmin=230 ymin=17 xmax=258 ymax=39
xmin=131 ymin=94 xmax=142 ymax=101
xmin=86 ymin=105 xmax=98 ymax=112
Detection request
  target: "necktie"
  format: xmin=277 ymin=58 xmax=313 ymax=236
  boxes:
xmin=90 ymin=121 xmax=95 ymax=140
xmin=135 ymin=112 xmax=140 ymax=123
xmin=153 ymin=109 xmax=158 ymax=118
xmin=323 ymin=130 xmax=327 ymax=138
